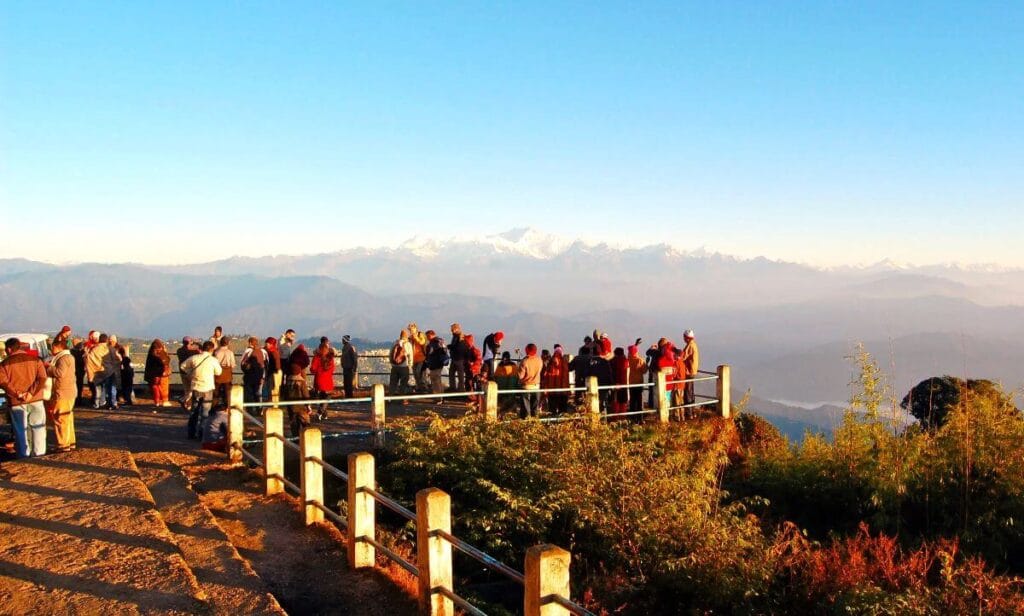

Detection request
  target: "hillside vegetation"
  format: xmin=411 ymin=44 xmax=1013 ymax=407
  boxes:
xmin=379 ymin=350 xmax=1024 ymax=614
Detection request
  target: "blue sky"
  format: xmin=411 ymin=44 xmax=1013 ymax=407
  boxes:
xmin=2 ymin=2 xmax=1022 ymax=266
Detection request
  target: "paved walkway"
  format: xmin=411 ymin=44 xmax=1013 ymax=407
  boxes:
xmin=0 ymin=446 xmax=207 ymax=615
xmin=0 ymin=404 xmax=418 ymax=615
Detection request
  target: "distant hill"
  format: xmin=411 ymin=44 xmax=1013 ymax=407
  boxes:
xmin=3 ymin=231 xmax=1023 ymax=408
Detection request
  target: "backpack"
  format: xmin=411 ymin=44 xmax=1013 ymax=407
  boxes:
xmin=390 ymin=342 xmax=406 ymax=366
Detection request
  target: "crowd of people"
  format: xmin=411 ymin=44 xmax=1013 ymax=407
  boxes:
xmin=1 ymin=322 xmax=700 ymax=458
xmin=382 ymin=323 xmax=700 ymax=421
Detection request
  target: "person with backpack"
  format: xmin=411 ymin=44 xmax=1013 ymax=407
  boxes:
xmin=340 ymin=335 xmax=359 ymax=398
xmin=240 ymin=336 xmax=267 ymax=404
xmin=423 ymin=331 xmax=449 ymax=395
xmin=283 ymin=343 xmax=311 ymax=436
xmin=212 ymin=337 xmax=235 ymax=405
xmin=388 ymin=330 xmax=412 ymax=396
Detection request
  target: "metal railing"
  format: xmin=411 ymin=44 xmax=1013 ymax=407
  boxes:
xmin=226 ymin=383 xmax=603 ymax=616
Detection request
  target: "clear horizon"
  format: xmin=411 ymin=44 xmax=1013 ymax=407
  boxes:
xmin=2 ymin=3 xmax=1022 ymax=267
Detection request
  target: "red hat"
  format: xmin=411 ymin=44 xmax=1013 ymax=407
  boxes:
xmin=494 ymin=331 xmax=504 ymax=342
xmin=60 ymin=325 xmax=71 ymax=333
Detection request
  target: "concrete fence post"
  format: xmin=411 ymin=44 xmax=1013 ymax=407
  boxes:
xmin=525 ymin=544 xmax=571 ymax=616
xmin=228 ymin=385 xmax=245 ymax=463
xmin=264 ymin=408 xmax=285 ymax=495
xmin=585 ymin=377 xmax=600 ymax=425
xmin=717 ymin=364 xmax=731 ymax=419
xmin=371 ymin=383 xmax=386 ymax=447
xmin=416 ymin=488 xmax=454 ymax=616
xmin=484 ymin=380 xmax=499 ymax=422
xmin=656 ymin=370 xmax=669 ymax=423
xmin=300 ymin=427 xmax=324 ymax=525
xmin=347 ymin=452 xmax=376 ymax=569
xmin=271 ymin=371 xmax=282 ymax=404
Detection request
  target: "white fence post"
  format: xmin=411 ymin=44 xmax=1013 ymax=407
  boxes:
xmin=301 ymin=427 xmax=324 ymax=525
xmin=525 ymin=544 xmax=571 ymax=616
xmin=264 ymin=407 xmax=285 ymax=495
xmin=484 ymin=380 xmax=499 ymax=422
xmin=586 ymin=376 xmax=600 ymax=425
xmin=228 ymin=385 xmax=245 ymax=463
xmin=347 ymin=452 xmax=376 ymax=569
xmin=656 ymin=370 xmax=669 ymax=423
xmin=371 ymin=383 xmax=386 ymax=447
xmin=416 ymin=488 xmax=453 ymax=616
xmin=717 ymin=364 xmax=731 ymax=419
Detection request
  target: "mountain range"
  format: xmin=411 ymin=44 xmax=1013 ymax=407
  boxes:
xmin=2 ymin=227 xmax=1022 ymax=428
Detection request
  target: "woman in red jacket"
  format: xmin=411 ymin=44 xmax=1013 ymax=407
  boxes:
xmin=541 ymin=344 xmax=570 ymax=415
xmin=310 ymin=338 xmax=335 ymax=421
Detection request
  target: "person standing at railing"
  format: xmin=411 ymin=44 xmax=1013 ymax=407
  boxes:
xmin=310 ymin=337 xmax=336 ymax=420
xmin=117 ymin=343 xmax=135 ymax=406
xmin=176 ymin=337 xmax=200 ymax=410
xmin=464 ymin=333 xmax=483 ymax=404
xmin=340 ymin=335 xmax=358 ymax=398
xmin=423 ymin=331 xmax=448 ymax=396
xmin=407 ymin=323 xmax=427 ymax=393
xmin=0 ymin=337 xmax=48 ymax=457
xmin=587 ymin=347 xmax=613 ymax=412
xmin=627 ymin=344 xmax=647 ymax=419
xmin=181 ymin=340 xmax=222 ymax=439
xmin=517 ymin=343 xmax=543 ymax=418
xmin=213 ymin=337 xmax=235 ymax=405
xmin=388 ymin=331 xmax=412 ymax=397
xmin=680 ymin=330 xmax=700 ymax=413
xmin=482 ymin=331 xmax=504 ymax=378
xmin=209 ymin=326 xmax=223 ymax=348
xmin=263 ymin=337 xmax=281 ymax=402
xmin=71 ymin=338 xmax=87 ymax=404
xmin=569 ymin=346 xmax=591 ymax=406
xmin=279 ymin=329 xmax=297 ymax=368
xmin=610 ymin=347 xmax=629 ymax=416
xmin=240 ymin=336 xmax=267 ymax=404
xmin=86 ymin=333 xmax=110 ymax=409
xmin=646 ymin=344 xmax=660 ymax=408
xmin=541 ymin=344 xmax=570 ymax=415
xmin=283 ymin=343 xmax=311 ymax=436
xmin=447 ymin=323 xmax=467 ymax=392
xmin=145 ymin=339 xmax=172 ymax=407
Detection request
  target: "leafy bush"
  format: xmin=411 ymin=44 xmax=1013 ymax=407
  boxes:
xmin=901 ymin=375 xmax=1016 ymax=429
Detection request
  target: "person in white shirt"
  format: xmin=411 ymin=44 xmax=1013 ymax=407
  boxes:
xmin=180 ymin=341 xmax=222 ymax=439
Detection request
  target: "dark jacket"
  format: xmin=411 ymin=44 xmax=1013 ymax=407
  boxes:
xmin=425 ymin=338 xmax=449 ymax=371
xmin=144 ymin=348 xmax=171 ymax=382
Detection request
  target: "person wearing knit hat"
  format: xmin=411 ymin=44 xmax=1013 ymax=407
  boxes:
xmin=339 ymin=335 xmax=358 ymax=398
xmin=542 ymin=344 xmax=570 ymax=415
xmin=482 ymin=331 xmax=504 ymax=376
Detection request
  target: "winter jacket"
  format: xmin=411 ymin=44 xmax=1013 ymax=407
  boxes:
xmin=425 ymin=338 xmax=449 ymax=371
xmin=341 ymin=342 xmax=358 ymax=370
xmin=541 ymin=353 xmax=570 ymax=390
xmin=310 ymin=352 xmax=336 ymax=392
xmin=518 ymin=355 xmax=543 ymax=388
xmin=680 ymin=340 xmax=700 ymax=377
xmin=144 ymin=348 xmax=171 ymax=382
xmin=47 ymin=349 xmax=78 ymax=403
xmin=493 ymin=362 xmax=518 ymax=390
xmin=611 ymin=355 xmax=629 ymax=386
xmin=627 ymin=354 xmax=647 ymax=385
xmin=0 ymin=350 xmax=47 ymax=406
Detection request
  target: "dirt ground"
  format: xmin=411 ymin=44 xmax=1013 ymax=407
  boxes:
xmin=188 ymin=465 xmax=417 ymax=616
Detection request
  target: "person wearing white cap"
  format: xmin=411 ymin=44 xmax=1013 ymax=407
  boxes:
xmin=680 ymin=330 xmax=699 ymax=412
